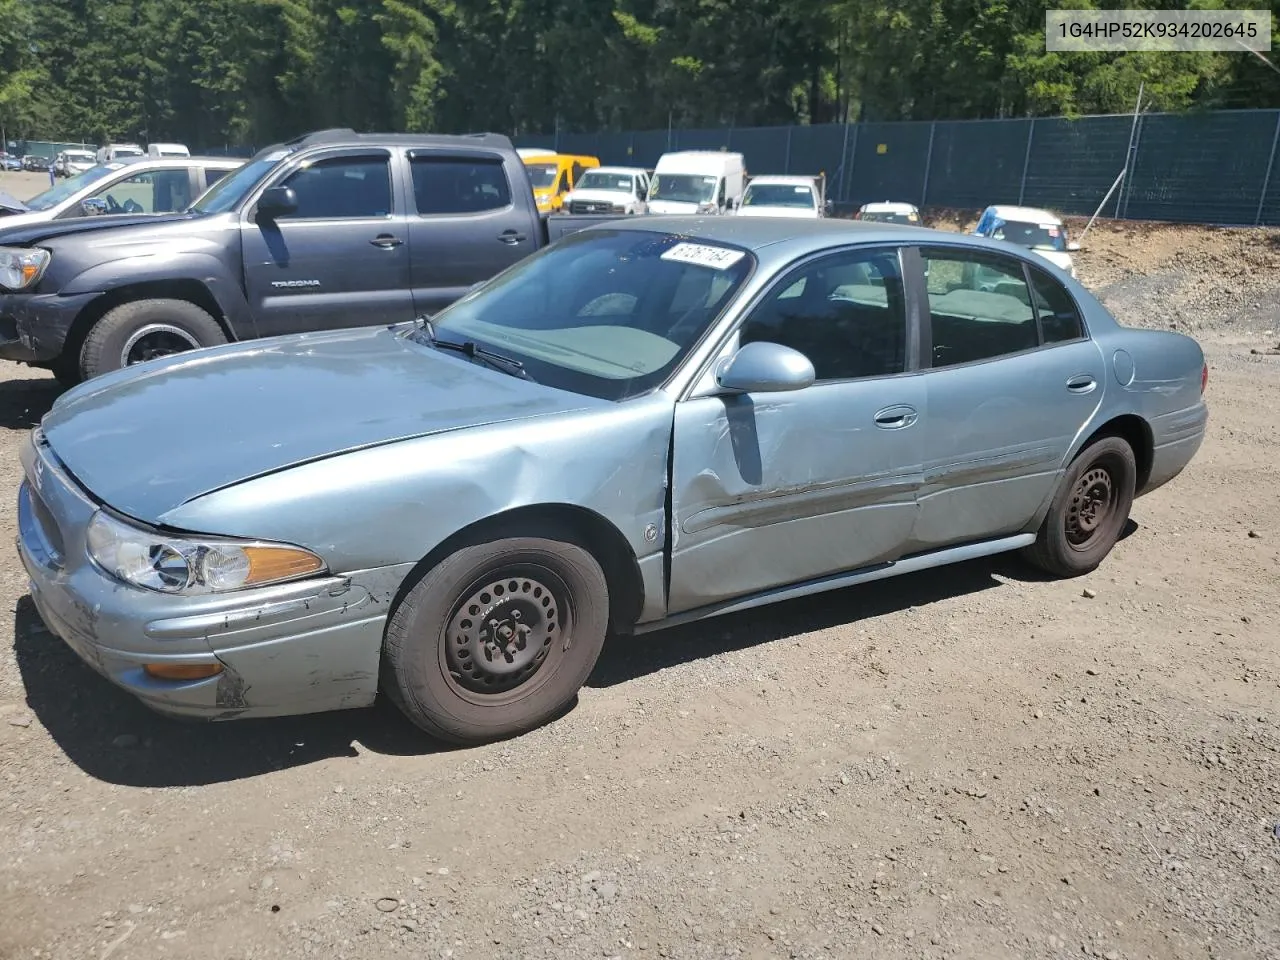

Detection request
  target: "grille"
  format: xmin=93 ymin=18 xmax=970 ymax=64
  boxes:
xmin=569 ymin=200 xmax=618 ymax=215
xmin=27 ymin=485 xmax=66 ymax=562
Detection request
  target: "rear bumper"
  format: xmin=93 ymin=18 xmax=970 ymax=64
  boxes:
xmin=1140 ymin=401 xmax=1208 ymax=496
xmin=0 ymin=291 xmax=97 ymax=363
xmin=15 ymin=432 xmax=413 ymax=721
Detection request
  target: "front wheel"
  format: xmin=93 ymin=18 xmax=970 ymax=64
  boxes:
xmin=79 ymin=298 xmax=228 ymax=380
xmin=1022 ymin=435 xmax=1137 ymax=577
xmin=383 ymin=533 xmax=610 ymax=745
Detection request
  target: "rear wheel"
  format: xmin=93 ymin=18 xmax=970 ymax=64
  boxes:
xmin=383 ymin=533 xmax=610 ymax=745
xmin=1022 ymin=435 xmax=1136 ymax=577
xmin=79 ymin=298 xmax=227 ymax=380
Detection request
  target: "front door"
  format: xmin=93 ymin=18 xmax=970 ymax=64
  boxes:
xmin=668 ymin=245 xmax=925 ymax=614
xmin=909 ymin=245 xmax=1106 ymax=551
xmin=406 ymin=152 xmax=533 ymax=316
xmin=241 ymin=150 xmax=413 ymax=337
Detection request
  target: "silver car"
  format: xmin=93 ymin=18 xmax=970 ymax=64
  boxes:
xmin=0 ymin=155 xmax=243 ymax=227
xmin=16 ymin=218 xmax=1208 ymax=744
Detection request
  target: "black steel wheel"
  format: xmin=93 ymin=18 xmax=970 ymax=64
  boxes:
xmin=383 ymin=532 xmax=610 ymax=745
xmin=1023 ymin=435 xmax=1137 ymax=577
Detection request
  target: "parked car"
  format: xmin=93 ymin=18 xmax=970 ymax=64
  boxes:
xmin=147 ymin=142 xmax=191 ymax=158
xmin=0 ymin=129 xmax=627 ymax=384
xmin=95 ymin=143 xmax=145 ymax=163
xmin=735 ymin=174 xmax=830 ymax=219
xmin=1 ymin=153 xmax=22 ymax=172
xmin=561 ymin=166 xmax=651 ymax=215
xmin=0 ymin=155 xmax=242 ymax=231
xmin=522 ymin=152 xmax=600 ymax=213
xmin=15 ymin=216 xmax=1208 ymax=744
xmin=855 ymin=201 xmax=922 ymax=225
xmin=647 ymin=150 xmax=746 ymax=215
xmin=973 ymin=204 xmax=1079 ymax=278
xmin=22 ymin=155 xmax=51 ymax=172
xmin=55 ymin=149 xmax=96 ymax=178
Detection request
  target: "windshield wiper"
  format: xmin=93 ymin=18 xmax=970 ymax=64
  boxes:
xmin=409 ymin=316 xmax=535 ymax=382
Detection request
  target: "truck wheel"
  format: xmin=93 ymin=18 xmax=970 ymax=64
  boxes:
xmin=1021 ymin=435 xmax=1136 ymax=578
xmin=80 ymin=298 xmax=227 ymax=379
xmin=383 ymin=532 xmax=610 ymax=746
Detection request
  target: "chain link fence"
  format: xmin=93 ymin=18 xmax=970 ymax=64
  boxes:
xmin=514 ymin=108 xmax=1280 ymax=227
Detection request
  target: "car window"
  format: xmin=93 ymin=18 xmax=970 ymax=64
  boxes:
xmin=86 ymin=169 xmax=191 ymax=214
xmin=278 ymin=155 xmax=392 ymax=219
xmin=412 ymin=156 xmax=512 ymax=215
xmin=428 ymin=229 xmax=753 ymax=401
xmin=202 ymin=167 xmax=234 ymax=190
xmin=1028 ymin=265 xmax=1085 ymax=343
xmin=739 ymin=248 xmax=908 ymax=382
xmin=921 ymin=248 xmax=1038 ymax=368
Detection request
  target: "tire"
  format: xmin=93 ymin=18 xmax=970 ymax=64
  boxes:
xmin=49 ymin=353 xmax=81 ymax=389
xmin=383 ymin=533 xmax=610 ymax=745
xmin=1022 ymin=435 xmax=1137 ymax=578
xmin=79 ymin=298 xmax=227 ymax=380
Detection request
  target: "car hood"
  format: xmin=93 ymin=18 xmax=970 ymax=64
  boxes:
xmin=566 ymin=189 xmax=630 ymax=205
xmin=647 ymin=199 xmax=701 ymax=215
xmin=1028 ymin=248 xmax=1074 ymax=273
xmin=735 ymin=206 xmax=819 ymax=219
xmin=0 ymin=191 xmax=30 ymax=214
xmin=0 ymin=211 xmax=193 ymax=246
xmin=40 ymin=325 xmax=596 ymax=523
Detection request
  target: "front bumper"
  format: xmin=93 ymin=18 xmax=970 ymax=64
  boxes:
xmin=15 ymin=431 xmax=413 ymax=721
xmin=0 ymin=291 xmax=98 ymax=363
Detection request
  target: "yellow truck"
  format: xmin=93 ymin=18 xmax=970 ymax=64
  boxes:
xmin=521 ymin=152 xmax=600 ymax=213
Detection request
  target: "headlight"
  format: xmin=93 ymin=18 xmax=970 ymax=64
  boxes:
xmin=86 ymin=510 xmax=326 ymax=595
xmin=0 ymin=247 xmax=51 ymax=292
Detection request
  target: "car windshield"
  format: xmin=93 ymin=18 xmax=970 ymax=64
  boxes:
xmin=525 ymin=162 xmax=560 ymax=189
xmin=422 ymin=229 xmax=754 ymax=401
xmin=743 ymin=183 xmax=815 ymax=208
xmin=860 ymin=210 xmax=917 ymax=224
xmin=23 ymin=164 xmax=121 ymax=211
xmin=576 ymin=171 xmax=633 ymax=192
xmin=189 ymin=152 xmax=285 ymax=214
xmin=649 ymin=174 xmax=718 ymax=204
xmin=991 ymin=219 xmax=1066 ymax=251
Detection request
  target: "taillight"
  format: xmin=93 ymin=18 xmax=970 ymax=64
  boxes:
xmin=1201 ymin=362 xmax=1208 ymax=394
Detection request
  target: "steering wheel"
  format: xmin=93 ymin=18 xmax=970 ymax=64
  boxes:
xmin=104 ymin=194 xmax=122 ymax=214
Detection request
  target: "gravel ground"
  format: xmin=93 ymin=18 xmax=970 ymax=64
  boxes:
xmin=1 ymin=170 xmax=1278 ymax=960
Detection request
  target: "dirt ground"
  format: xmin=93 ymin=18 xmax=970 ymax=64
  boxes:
xmin=1 ymin=171 xmax=1278 ymax=960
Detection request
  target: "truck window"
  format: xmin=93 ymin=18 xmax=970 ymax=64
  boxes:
xmin=84 ymin=168 xmax=191 ymax=213
xmin=278 ymin=155 xmax=392 ymax=220
xmin=412 ymin=157 xmax=512 ymax=215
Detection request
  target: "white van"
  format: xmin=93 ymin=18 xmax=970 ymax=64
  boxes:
xmin=646 ymin=150 xmax=745 ymax=215
xmin=147 ymin=142 xmax=191 ymax=158
xmin=96 ymin=143 xmax=145 ymax=163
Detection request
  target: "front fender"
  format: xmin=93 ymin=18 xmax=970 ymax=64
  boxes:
xmin=59 ymin=252 xmax=256 ymax=341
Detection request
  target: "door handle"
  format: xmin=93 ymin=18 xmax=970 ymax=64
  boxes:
xmin=874 ymin=404 xmax=918 ymax=429
xmin=1066 ymin=374 xmax=1097 ymax=394
xmin=370 ymin=234 xmax=403 ymax=249
xmin=498 ymin=230 xmax=526 ymax=245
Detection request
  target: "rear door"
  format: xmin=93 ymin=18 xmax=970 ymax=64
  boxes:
xmin=906 ymin=244 xmax=1105 ymax=552
xmin=241 ymin=148 xmax=413 ymax=336
xmin=405 ymin=150 xmax=532 ymax=316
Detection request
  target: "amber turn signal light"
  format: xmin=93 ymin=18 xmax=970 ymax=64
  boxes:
xmin=143 ymin=662 xmax=224 ymax=681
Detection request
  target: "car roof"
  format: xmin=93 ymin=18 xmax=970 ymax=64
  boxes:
xmin=600 ymin=215 xmax=958 ymax=253
xmin=113 ymin=154 xmax=243 ymax=169
xmin=748 ymin=176 xmax=816 ymax=186
xmin=859 ymin=201 xmax=918 ymax=212
xmin=986 ymin=204 xmax=1062 ymax=223
xmin=587 ymin=166 xmax=647 ymax=175
xmin=259 ymin=128 xmax=515 ymax=155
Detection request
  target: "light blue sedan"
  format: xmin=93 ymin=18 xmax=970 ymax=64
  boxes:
xmin=16 ymin=217 xmax=1209 ymax=744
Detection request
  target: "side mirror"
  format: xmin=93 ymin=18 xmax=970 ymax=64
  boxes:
xmin=81 ymin=198 xmax=108 ymax=216
xmin=256 ymin=185 xmax=298 ymax=218
xmin=1067 ymin=241 xmax=1081 ymax=252
xmin=715 ymin=341 xmax=815 ymax=394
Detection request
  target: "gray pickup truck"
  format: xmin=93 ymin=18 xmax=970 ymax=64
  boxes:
xmin=0 ymin=129 xmax=624 ymax=384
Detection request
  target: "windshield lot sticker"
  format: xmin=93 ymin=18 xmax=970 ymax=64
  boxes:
xmin=661 ymin=242 xmax=746 ymax=270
